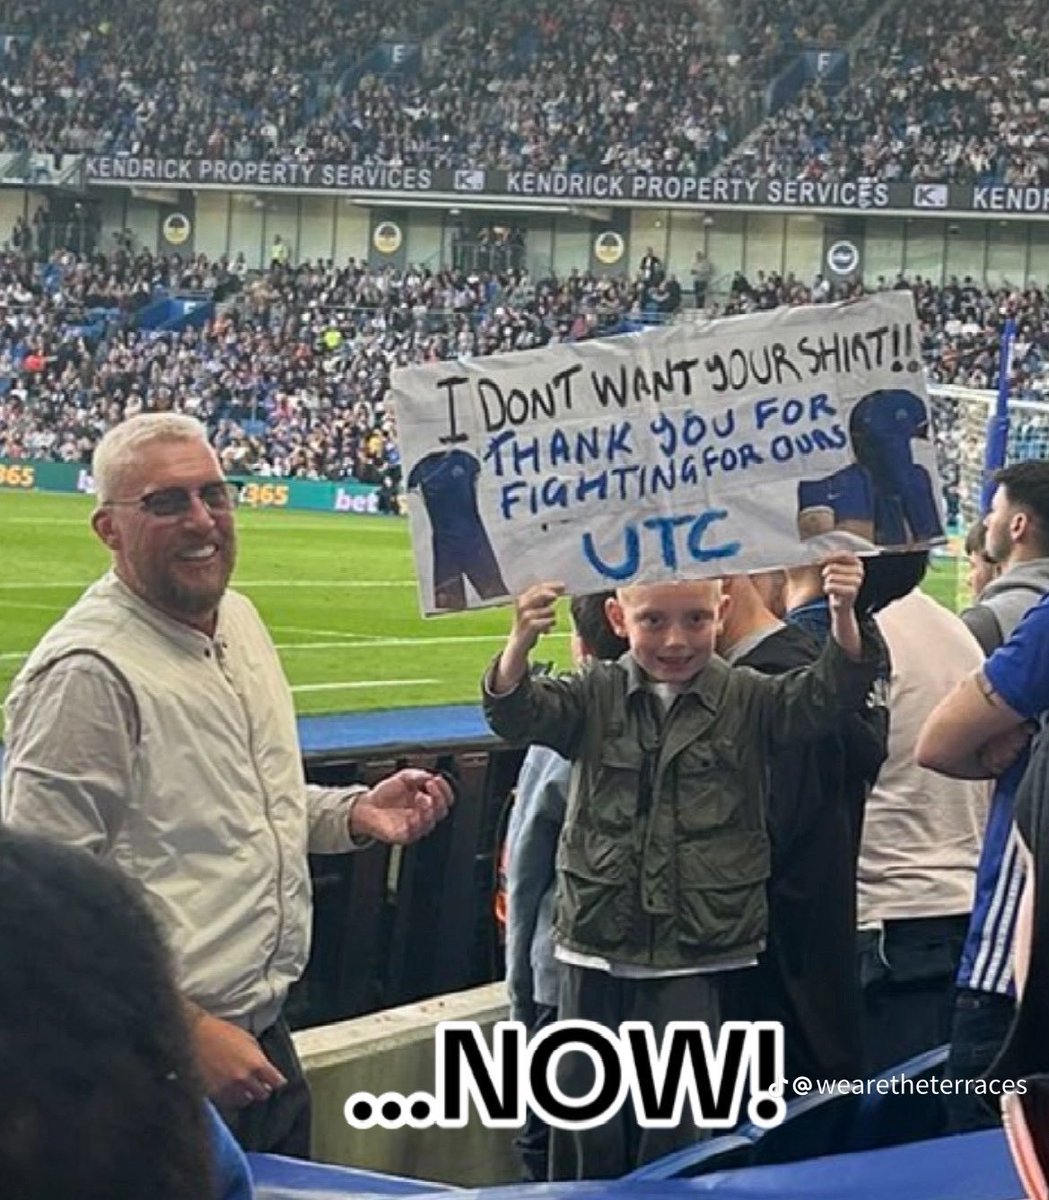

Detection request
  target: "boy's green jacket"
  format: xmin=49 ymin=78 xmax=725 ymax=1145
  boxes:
xmin=484 ymin=628 xmax=883 ymax=970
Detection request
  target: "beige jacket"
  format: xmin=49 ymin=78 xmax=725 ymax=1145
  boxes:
xmin=2 ymin=572 xmax=359 ymax=1030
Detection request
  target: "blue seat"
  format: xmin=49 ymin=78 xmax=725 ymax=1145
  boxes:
xmin=624 ymin=1133 xmax=757 ymax=1181
xmin=625 ymin=1044 xmax=952 ymax=1180
xmin=677 ymin=1129 xmax=1019 ymax=1200
xmin=247 ymin=1153 xmax=456 ymax=1200
xmin=840 ymin=1044 xmax=949 ymax=1153
xmin=734 ymin=1082 xmax=863 ymax=1169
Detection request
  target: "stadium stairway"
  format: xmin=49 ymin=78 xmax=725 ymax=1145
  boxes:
xmin=134 ymin=291 xmax=215 ymax=335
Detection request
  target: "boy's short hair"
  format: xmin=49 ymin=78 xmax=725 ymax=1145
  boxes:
xmin=570 ymin=591 xmax=628 ymax=661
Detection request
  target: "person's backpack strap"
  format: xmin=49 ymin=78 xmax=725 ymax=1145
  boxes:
xmin=960 ymin=603 xmax=1005 ymax=655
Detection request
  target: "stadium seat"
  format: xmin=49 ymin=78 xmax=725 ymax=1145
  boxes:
xmin=733 ymin=1083 xmax=863 ymax=1169
xmin=625 ymin=1045 xmax=950 ymax=1180
xmin=624 ymin=1086 xmax=861 ymax=1179
xmin=247 ymin=1153 xmax=456 ymax=1199
xmin=623 ymin=1133 xmax=758 ymax=1181
xmin=676 ymin=1129 xmax=1020 ymax=1200
xmin=839 ymin=1044 xmax=950 ymax=1153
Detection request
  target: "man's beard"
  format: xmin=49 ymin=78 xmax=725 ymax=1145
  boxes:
xmin=152 ymin=542 xmax=236 ymax=617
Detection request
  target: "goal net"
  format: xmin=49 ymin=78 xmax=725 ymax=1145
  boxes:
xmin=928 ymin=384 xmax=1049 ymax=529
xmin=928 ymin=382 xmax=1049 ymax=607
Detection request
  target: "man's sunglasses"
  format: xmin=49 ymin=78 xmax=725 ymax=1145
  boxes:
xmin=104 ymin=482 xmax=241 ymax=519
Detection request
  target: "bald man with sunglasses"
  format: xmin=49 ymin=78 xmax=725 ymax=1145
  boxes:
xmin=1 ymin=413 xmax=453 ymax=1158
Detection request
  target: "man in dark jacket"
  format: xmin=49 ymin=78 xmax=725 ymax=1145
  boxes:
xmin=717 ymin=572 xmax=884 ymax=1087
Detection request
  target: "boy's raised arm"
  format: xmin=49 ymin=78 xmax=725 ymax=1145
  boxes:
xmin=491 ymin=582 xmax=565 ymax=695
xmin=753 ymin=553 xmax=883 ymax=749
xmin=824 ymin=554 xmax=864 ymax=661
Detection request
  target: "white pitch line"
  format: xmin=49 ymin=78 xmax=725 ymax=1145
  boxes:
xmin=0 ymin=600 xmax=70 ymax=612
xmin=2 ymin=632 xmax=570 ymax=663
xmin=290 ymin=679 xmax=438 ymax=693
xmin=0 ymin=581 xmax=90 ymax=590
xmin=271 ymin=625 xmax=385 ymax=641
xmin=240 ymin=580 xmax=416 ymax=588
xmin=275 ymin=633 xmax=569 ymax=651
xmin=0 ymin=516 xmax=398 ymax=532
xmin=0 ymin=518 xmax=91 ymax=526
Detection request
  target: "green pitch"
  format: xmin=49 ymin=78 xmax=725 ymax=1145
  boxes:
xmin=0 ymin=491 xmax=572 ymax=734
xmin=0 ymin=491 xmax=962 ymax=735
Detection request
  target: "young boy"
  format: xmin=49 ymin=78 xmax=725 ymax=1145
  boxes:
xmin=483 ymin=556 xmax=881 ymax=1180
xmin=503 ymin=591 xmax=627 ymax=1182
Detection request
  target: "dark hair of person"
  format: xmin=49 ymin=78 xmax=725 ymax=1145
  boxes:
xmin=569 ymin=591 xmax=628 ymax=660
xmin=0 ymin=832 xmax=213 ymax=1200
xmin=856 ymin=549 xmax=930 ymax=614
xmin=995 ymin=461 xmax=1049 ymax=554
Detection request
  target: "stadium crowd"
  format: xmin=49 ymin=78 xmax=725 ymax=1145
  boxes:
xmin=2 ymin=0 xmax=878 ymax=174
xmin=3 ymin=245 xmax=1049 ymax=523
xmin=724 ymin=0 xmax=1049 ymax=185
xmin=1 ymin=0 xmax=1048 ymax=185
xmin=0 ymin=248 xmax=671 ymax=483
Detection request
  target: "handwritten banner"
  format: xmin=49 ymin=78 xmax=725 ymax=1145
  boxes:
xmin=391 ymin=293 xmax=946 ymax=614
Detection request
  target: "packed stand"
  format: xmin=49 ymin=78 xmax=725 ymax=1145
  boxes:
xmin=0 ymin=249 xmax=656 ymax=485
xmin=3 ymin=0 xmax=879 ymax=171
xmin=731 ymin=0 xmax=883 ymax=77
xmin=6 ymin=241 xmax=1049 ymax=511
xmin=722 ymin=0 xmax=1049 ymax=185
xmin=0 ymin=0 xmax=443 ymax=160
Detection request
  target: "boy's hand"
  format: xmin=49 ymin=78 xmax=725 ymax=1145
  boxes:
xmin=491 ymin=582 xmax=565 ymax=695
xmin=822 ymin=554 xmax=863 ymax=661
xmin=512 ymin=582 xmax=565 ymax=653
xmin=821 ymin=554 xmax=864 ymax=614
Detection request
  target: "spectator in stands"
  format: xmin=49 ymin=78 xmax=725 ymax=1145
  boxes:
xmin=917 ymin=592 xmax=1049 ymax=1140
xmin=859 ymin=552 xmax=989 ymax=1073
xmin=0 ymin=245 xmax=1044 ymax=525
xmin=0 ymin=0 xmax=896 ymax=176
xmin=716 ymin=570 xmax=884 ymax=1087
xmin=1 ymin=412 xmax=454 ymax=1158
xmin=484 ymin=561 xmax=882 ymax=1178
xmin=0 ymin=252 xmax=647 ymax=491
xmin=503 ymin=591 xmax=626 ymax=1182
xmin=963 ymin=464 xmax=1049 ymax=654
xmin=720 ymin=0 xmax=1049 ymax=188
xmin=270 ymin=235 xmax=290 ymax=270
xmin=0 ymin=828 xmax=252 ymax=1200
xmin=945 ymin=463 xmax=1049 ymax=1131
xmin=691 ymin=249 xmax=713 ymax=309
xmin=966 ymin=518 xmax=1001 ymax=603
